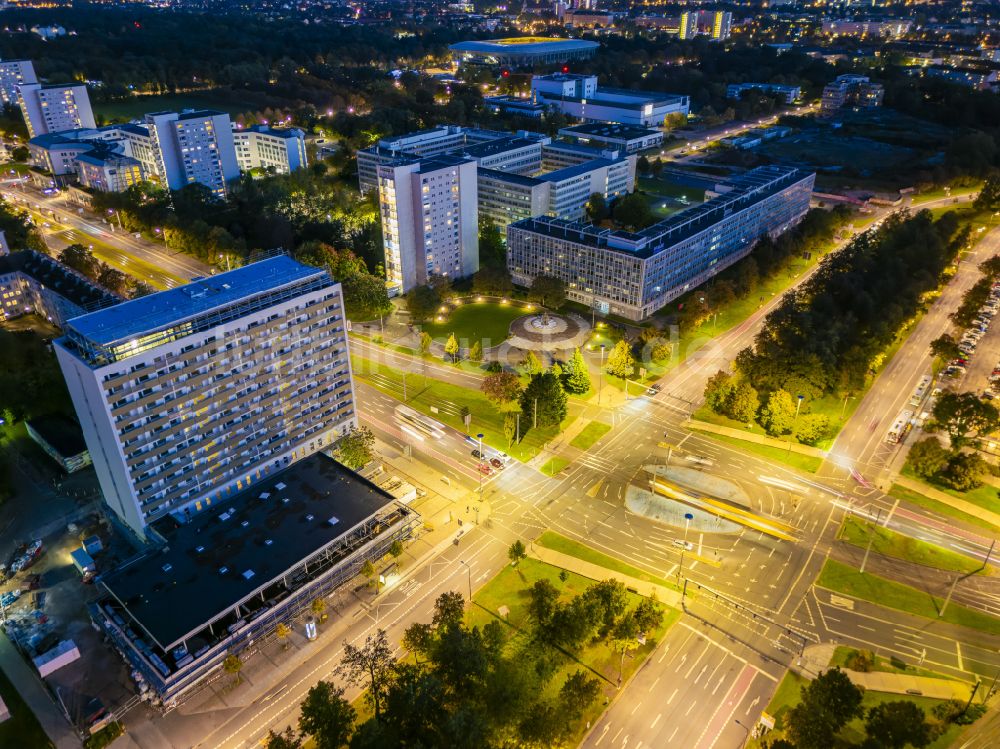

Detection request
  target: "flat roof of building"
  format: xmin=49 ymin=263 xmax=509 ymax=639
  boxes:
xmin=0 ymin=250 xmax=119 ymax=310
xmin=65 ymin=255 xmax=327 ymax=349
xmin=478 ymin=167 xmax=542 ymax=188
xmin=25 ymin=415 xmax=88 ymax=458
xmin=101 ymin=453 xmax=398 ymax=650
xmin=539 ymin=158 xmax=613 ymax=182
xmin=456 ymin=136 xmax=542 ymax=160
xmin=560 ymin=123 xmax=662 ymax=140
xmin=450 ymin=37 xmax=600 ymax=54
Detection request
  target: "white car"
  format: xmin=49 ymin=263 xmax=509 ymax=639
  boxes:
xmin=672 ymin=540 xmax=694 ymax=551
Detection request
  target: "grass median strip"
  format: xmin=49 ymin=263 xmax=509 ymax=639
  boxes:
xmin=816 ymin=559 xmax=1000 ymax=635
xmin=890 ymin=483 xmax=1000 ymax=535
xmin=839 ymin=516 xmax=988 ymax=575
xmin=569 ymin=421 xmax=611 ymax=451
xmin=689 ymin=424 xmax=823 ymax=474
xmin=536 ymin=531 xmax=678 ymax=590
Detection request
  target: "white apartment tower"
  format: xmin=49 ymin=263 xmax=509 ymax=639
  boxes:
xmin=145 ymin=110 xmax=240 ymax=198
xmin=18 ymin=82 xmax=96 ymax=137
xmin=378 ymin=155 xmax=479 ymax=295
xmin=54 ymin=256 xmax=358 ymax=537
xmin=233 ymin=125 xmax=307 ymax=174
xmin=0 ymin=59 xmax=36 ymax=105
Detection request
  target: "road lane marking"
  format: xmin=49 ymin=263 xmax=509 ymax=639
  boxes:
xmin=667 ymin=688 xmax=679 ymax=705
xmin=651 ymin=713 xmax=661 ymax=729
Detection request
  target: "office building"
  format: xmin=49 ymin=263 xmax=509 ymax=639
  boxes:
xmin=233 ymin=125 xmax=307 ymax=174
xmin=76 ymin=150 xmax=146 ymax=193
xmin=449 ymin=37 xmax=599 ymax=67
xmin=0 ymin=59 xmax=36 ymax=106
xmin=94 ymin=452 xmax=417 ymax=704
xmin=507 ymin=166 xmax=814 ymax=321
xmin=54 ymin=256 xmax=357 ymax=537
xmin=18 ymin=82 xmax=96 ymax=137
xmin=145 ymin=110 xmax=240 ymax=198
xmin=726 ymin=82 xmax=801 ymax=105
xmin=378 ymin=155 xmax=479 ymax=295
xmin=821 ymin=74 xmax=884 ymax=114
xmin=530 ymin=74 xmax=690 ymax=127
xmin=0 ymin=250 xmax=120 ymax=327
xmin=558 ymin=123 xmax=664 ymax=153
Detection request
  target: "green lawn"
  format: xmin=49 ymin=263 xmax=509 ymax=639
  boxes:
xmin=816 ymin=559 xmax=1000 ymax=635
xmin=536 ymin=531 xmax=678 ymax=590
xmin=900 ymin=466 xmax=1000 ymax=519
xmin=540 ymin=456 xmax=571 ymax=475
xmin=569 ymin=421 xmax=611 ymax=451
xmin=890 ymin=483 xmax=1000 ymax=535
xmin=753 ymin=670 xmax=968 ymax=749
xmin=420 ymin=301 xmax=529 ymax=347
xmin=0 ymin=665 xmax=53 ymax=749
xmin=351 ymin=355 xmax=579 ymax=462
xmin=467 ymin=558 xmax=680 ymax=747
xmin=637 ymin=177 xmax=706 ymax=203
xmin=94 ymin=91 xmax=246 ymax=120
xmin=839 ymin=516 xmax=988 ymax=575
xmin=688 ymin=418 xmax=823 ymax=473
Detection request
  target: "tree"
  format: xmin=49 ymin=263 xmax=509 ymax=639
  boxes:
xmin=941 ymin=452 xmax=988 ymax=491
xmin=529 ymin=274 xmax=567 ymax=308
xmin=97 ymin=265 xmax=129 ymax=295
xmin=299 ymin=681 xmax=356 ymax=749
xmin=469 ymin=340 xmax=483 ymax=363
xmin=704 ymin=370 xmax=736 ymax=414
xmin=311 ymin=597 xmax=327 ymax=619
xmin=337 ymin=629 xmax=395 ymax=721
xmin=521 ymin=350 xmax=544 ymax=376
xmin=931 ymin=391 xmax=1000 ymax=449
xmin=402 ymin=621 xmax=433 ymax=664
xmin=58 ymin=244 xmax=100 ymax=279
xmin=527 ymin=579 xmax=559 ymax=625
xmin=559 ymin=670 xmax=601 ymax=721
xmin=275 ymin=622 xmax=291 ymax=650
xmin=786 ymin=667 xmax=864 ymax=749
xmin=336 ymin=425 xmax=375 ymax=469
xmin=563 ymin=348 xmax=592 ymax=394
xmin=727 ymin=381 xmax=759 ymax=424
xmin=478 ymin=216 xmax=506 ymax=269
xmin=223 ymin=653 xmax=243 ymax=685
xmin=508 ymin=540 xmax=527 ymax=566
xmin=388 ymin=539 xmax=404 ymax=564
xmin=636 ymin=155 xmax=651 ymax=174
xmin=264 ymin=727 xmax=302 ymax=749
xmin=793 ymin=413 xmax=829 ymax=446
xmin=929 ymin=334 xmax=962 ymax=362
xmin=612 ymin=192 xmax=655 ymax=231
xmin=632 ymin=596 xmax=664 ymax=635
xmin=481 ymin=370 xmax=523 ymax=408
xmin=418 ymin=331 xmax=432 ymax=355
xmin=605 ymin=340 xmax=635 ymax=379
xmin=342 ymin=273 xmax=392 ymax=321
xmin=974 ymin=175 xmax=1000 ymax=212
xmin=472 ymin=266 xmax=513 ymax=296
xmin=405 ymin=284 xmax=440 ymax=324
xmin=361 ymin=559 xmax=378 ymax=593
xmin=520 ymin=372 xmax=568 ymax=429
xmin=906 ymin=437 xmax=950 ymax=480
xmin=865 ymin=700 xmax=932 ymax=749
xmin=586 ymin=192 xmax=609 ymax=223
xmin=432 ymin=591 xmax=466 ymax=629
xmin=610 ymin=611 xmax=640 ymax=683
xmin=444 ymin=333 xmax=459 ymax=363
xmin=759 ymin=389 xmax=797 ymax=436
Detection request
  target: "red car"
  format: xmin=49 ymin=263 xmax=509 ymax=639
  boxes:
xmin=477 ymin=463 xmax=493 ymax=476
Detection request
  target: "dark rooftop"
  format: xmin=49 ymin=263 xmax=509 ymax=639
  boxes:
xmin=560 ymin=123 xmax=661 ymax=140
xmin=0 ymin=251 xmax=120 ymax=310
xmin=25 ymin=415 xmax=88 ymax=458
xmin=101 ymin=453 xmax=398 ymax=650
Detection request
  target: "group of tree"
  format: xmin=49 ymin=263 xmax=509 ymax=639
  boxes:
xmin=906 ymin=390 xmax=1000 ymax=491
xmin=269 ymin=590 xmax=607 ymax=748
xmin=948 ymin=254 xmax=1000 ymax=330
xmin=704 ymin=371 xmax=830 ymax=444
xmin=772 ymin=666 xmax=980 ymax=749
xmin=736 ymin=210 xmax=968 ymax=400
xmin=0 ymin=196 xmax=46 ymax=255
xmin=335 ymin=425 xmax=376 ymax=470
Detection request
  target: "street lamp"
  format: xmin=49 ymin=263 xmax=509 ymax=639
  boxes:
xmin=787 ymin=394 xmax=804 ymax=456
xmin=459 ymin=560 xmax=473 ymax=600
xmin=734 ymin=719 xmax=751 ymax=747
xmin=476 ymin=432 xmax=485 ymax=511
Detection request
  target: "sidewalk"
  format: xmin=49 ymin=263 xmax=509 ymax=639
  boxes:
xmin=0 ymin=631 xmax=81 ymax=749
xmin=894 ymin=475 xmax=1000 ymax=529
xmin=685 ymin=418 xmax=827 ymax=458
xmin=527 ymin=545 xmax=682 ymax=608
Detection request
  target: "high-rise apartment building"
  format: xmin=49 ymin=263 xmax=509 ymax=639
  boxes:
xmin=712 ymin=11 xmax=732 ymax=40
xmin=378 ymin=155 xmax=479 ymax=295
xmin=507 ymin=166 xmax=814 ymax=321
xmin=18 ymin=82 xmax=96 ymax=137
xmin=0 ymin=59 xmax=36 ymax=105
xmin=55 ymin=256 xmax=357 ymax=537
xmin=145 ymin=110 xmax=240 ymax=198
xmin=233 ymin=125 xmax=308 ymax=174
xmin=680 ymin=10 xmax=731 ymax=40
xmin=679 ymin=11 xmax=699 ymax=39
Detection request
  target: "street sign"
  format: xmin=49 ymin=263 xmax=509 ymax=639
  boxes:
xmin=759 ymin=712 xmax=775 ymax=730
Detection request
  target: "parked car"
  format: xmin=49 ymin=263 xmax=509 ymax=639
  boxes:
xmin=471 ymin=449 xmax=483 ymax=460
xmin=646 ymin=383 xmax=662 ymax=396
xmin=489 ymin=457 xmax=504 ymax=470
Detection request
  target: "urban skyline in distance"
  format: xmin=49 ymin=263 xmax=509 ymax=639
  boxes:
xmin=1 ymin=2 xmax=1000 ymax=749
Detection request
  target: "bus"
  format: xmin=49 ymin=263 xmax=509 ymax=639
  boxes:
xmin=394 ymin=404 xmax=445 ymax=441
xmin=885 ymin=410 xmax=914 ymax=444
xmin=909 ymin=375 xmax=932 ymax=407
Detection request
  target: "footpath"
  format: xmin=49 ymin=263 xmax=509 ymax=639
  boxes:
xmin=527 ymin=544 xmax=682 ymax=608
xmin=684 ymin=418 xmax=827 ymax=458
xmin=894 ymin=475 xmax=1000 ymax=530
xmin=798 ymin=643 xmax=973 ymax=700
